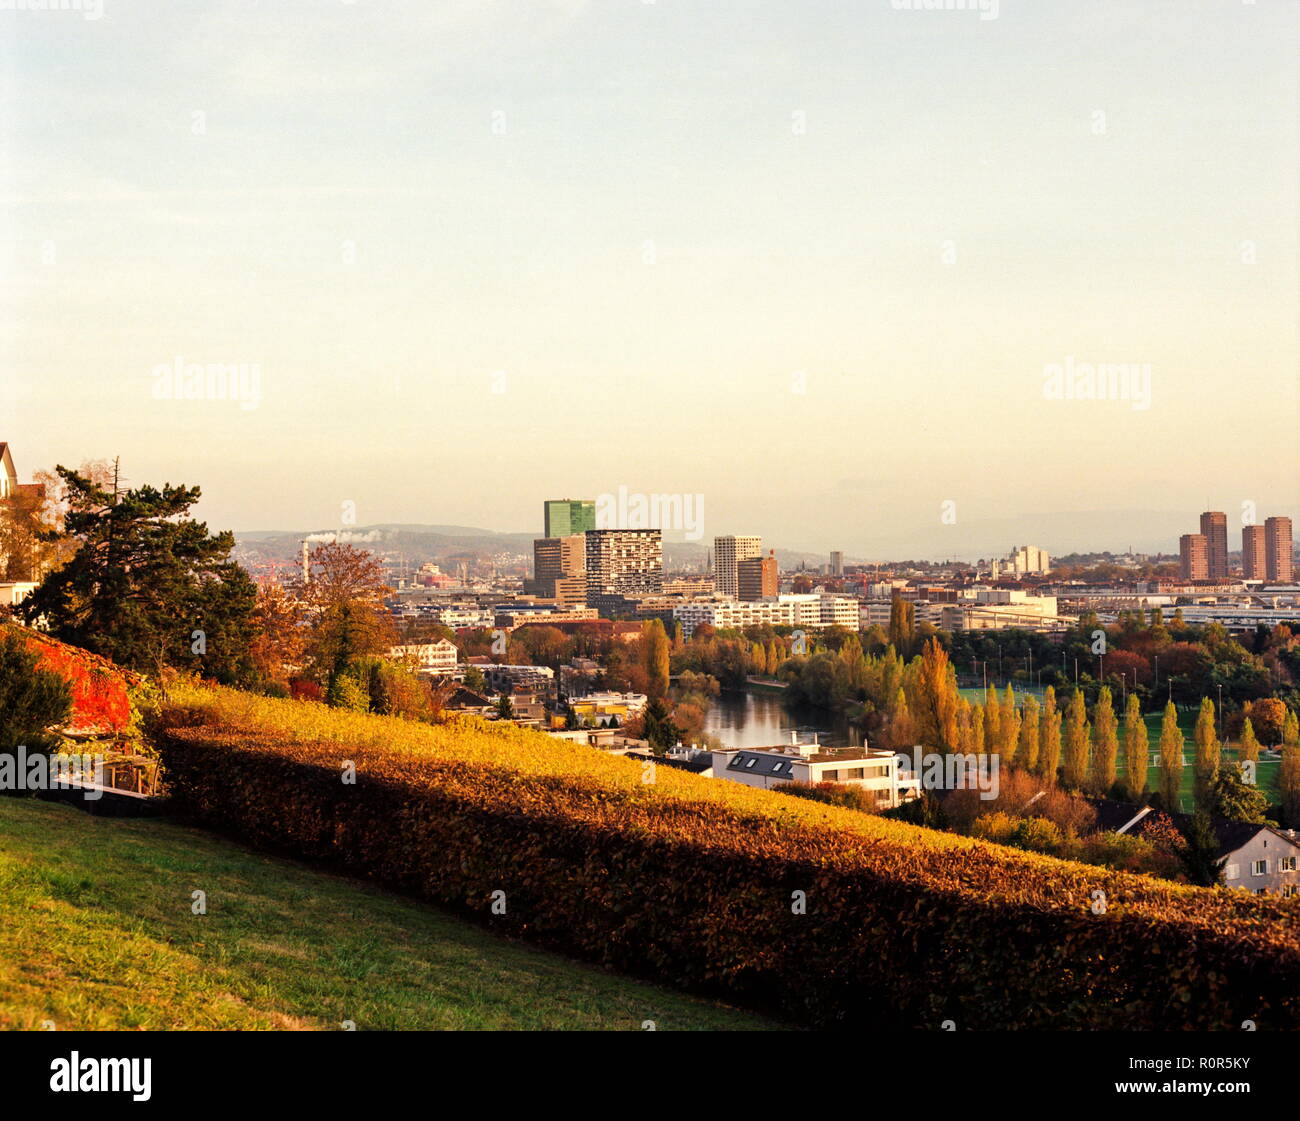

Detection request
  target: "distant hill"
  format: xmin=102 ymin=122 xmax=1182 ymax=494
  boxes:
xmin=233 ymin=525 xmax=538 ymax=567
xmin=234 ymin=525 xmax=832 ymax=572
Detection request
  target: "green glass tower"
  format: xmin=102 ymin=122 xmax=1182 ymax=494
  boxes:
xmin=543 ymin=499 xmax=596 ymax=538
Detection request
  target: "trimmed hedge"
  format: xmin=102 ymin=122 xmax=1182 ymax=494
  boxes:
xmin=154 ymin=686 xmax=1300 ymax=1029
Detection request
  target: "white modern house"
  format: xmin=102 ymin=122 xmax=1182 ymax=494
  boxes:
xmin=711 ymin=734 xmax=922 ymax=808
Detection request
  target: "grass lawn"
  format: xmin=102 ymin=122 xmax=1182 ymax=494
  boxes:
xmin=0 ymin=797 xmax=778 ymax=1031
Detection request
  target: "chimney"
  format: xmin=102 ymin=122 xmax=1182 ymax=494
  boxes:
xmin=302 ymin=540 xmax=310 ymax=585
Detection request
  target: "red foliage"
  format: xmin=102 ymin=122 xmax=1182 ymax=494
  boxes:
xmin=3 ymin=624 xmax=133 ymax=735
xmin=289 ymin=678 xmax=322 ymax=702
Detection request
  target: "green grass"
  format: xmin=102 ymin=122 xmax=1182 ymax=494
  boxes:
xmin=0 ymin=797 xmax=778 ymax=1031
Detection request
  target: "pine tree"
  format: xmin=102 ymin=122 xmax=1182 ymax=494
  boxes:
xmin=1038 ymin=686 xmax=1061 ymax=782
xmin=20 ymin=465 xmax=257 ymax=681
xmin=1193 ymin=697 xmax=1219 ymax=809
xmin=1158 ymin=701 xmax=1184 ymax=812
xmin=1017 ymin=694 xmax=1040 ymax=771
xmin=1062 ymin=689 xmax=1089 ymax=789
xmin=1123 ymin=692 xmax=1148 ymax=799
xmin=1090 ymin=686 xmax=1118 ymax=795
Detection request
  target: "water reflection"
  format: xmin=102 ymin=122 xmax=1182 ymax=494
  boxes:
xmin=700 ymin=689 xmax=858 ymax=750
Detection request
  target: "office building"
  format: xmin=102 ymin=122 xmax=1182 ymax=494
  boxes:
xmin=1180 ymin=533 xmax=1209 ymax=581
xmin=527 ymin=535 xmax=587 ymax=604
xmin=737 ymin=551 xmax=778 ymax=601
xmin=1266 ymin=516 xmax=1294 ymax=583
xmin=829 ymin=551 xmax=844 ymax=577
xmin=1242 ymin=524 xmax=1267 ymax=580
xmin=585 ymin=529 xmax=663 ymax=604
xmin=713 ymin=535 xmax=762 ymax=599
xmin=1200 ymin=511 xmax=1229 ymax=580
xmin=1009 ymin=545 xmax=1051 ymax=575
xmin=543 ymin=499 xmax=596 ymax=539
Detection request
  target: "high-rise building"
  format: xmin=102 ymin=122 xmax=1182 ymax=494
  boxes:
xmin=527 ymin=535 xmax=587 ymax=604
xmin=533 ymin=535 xmax=585 ymax=580
xmin=585 ymin=529 xmax=663 ymax=604
xmin=1180 ymin=533 xmax=1209 ymax=581
xmin=1009 ymin=545 xmax=1051 ymax=575
xmin=1199 ymin=511 xmax=1228 ymax=580
xmin=1242 ymin=524 xmax=1267 ymax=579
xmin=829 ymin=551 xmax=844 ymax=577
xmin=1265 ymin=516 xmax=1294 ymax=583
xmin=713 ymin=535 xmax=762 ymax=599
xmin=738 ymin=551 xmax=778 ymax=601
xmin=543 ymin=499 xmax=596 ymax=539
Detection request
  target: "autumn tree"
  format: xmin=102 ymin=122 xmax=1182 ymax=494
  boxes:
xmin=907 ymin=639 xmax=959 ymax=752
xmin=1122 ymin=692 xmax=1148 ymax=799
xmin=248 ymin=582 xmax=306 ymax=688
xmin=1238 ymin=717 xmax=1260 ymax=766
xmin=640 ymin=618 xmax=671 ymax=700
xmin=888 ymin=595 xmax=915 ymax=658
xmin=885 ymin=687 xmax=917 ymax=750
xmin=1281 ymin=745 xmax=1300 ymax=827
xmin=996 ymin=686 xmax=1020 ymax=765
xmin=1192 ymin=697 xmax=1220 ymax=809
xmin=1062 ymin=689 xmax=1090 ymax=789
xmin=1016 ymin=694 xmax=1040 ymax=772
xmin=1243 ymin=698 xmax=1287 ymax=746
xmin=1158 ymin=701 xmax=1184 ymax=812
xmin=1038 ymin=686 xmax=1061 ymax=782
xmin=1090 ymin=687 xmax=1118 ymax=795
xmin=297 ymin=542 xmax=394 ymax=690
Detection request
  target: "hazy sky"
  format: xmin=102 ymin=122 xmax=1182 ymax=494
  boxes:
xmin=3 ymin=0 xmax=1297 ymax=558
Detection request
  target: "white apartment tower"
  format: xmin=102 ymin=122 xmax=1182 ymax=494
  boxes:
xmin=713 ymin=534 xmax=763 ymax=599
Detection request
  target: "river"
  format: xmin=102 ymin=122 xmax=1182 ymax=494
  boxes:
xmin=699 ymin=689 xmax=860 ymax=750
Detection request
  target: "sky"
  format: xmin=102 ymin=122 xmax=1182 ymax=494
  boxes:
xmin=2 ymin=0 xmax=1297 ymax=559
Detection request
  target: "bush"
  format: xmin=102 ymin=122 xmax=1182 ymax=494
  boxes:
xmin=773 ymin=781 xmax=880 ymax=813
xmin=152 ymin=684 xmax=1300 ymax=1030
xmin=970 ymin=811 xmax=1019 ymax=845
xmin=328 ymin=656 xmax=434 ymax=720
xmin=0 ymin=630 xmax=73 ymax=753
xmin=1012 ymin=816 xmax=1064 ymax=853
